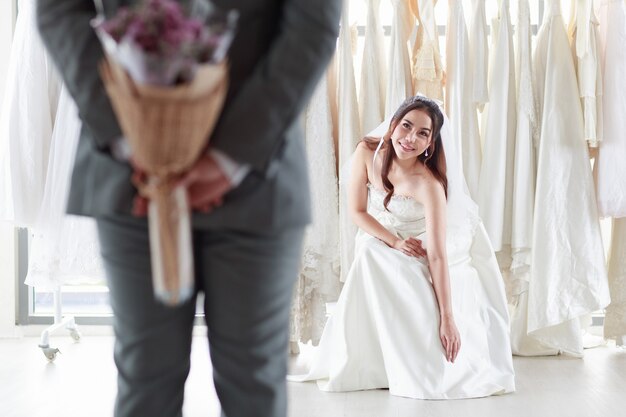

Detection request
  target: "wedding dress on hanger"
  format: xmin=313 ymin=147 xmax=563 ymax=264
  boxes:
xmin=476 ymin=0 xmax=516 ymax=256
xmin=507 ymin=0 xmax=551 ymax=356
xmin=595 ymin=0 xmax=626 ymax=218
xmin=289 ymin=102 xmax=515 ymax=399
xmin=0 ymin=0 xmax=61 ymax=227
xmin=444 ymin=0 xmax=481 ymax=200
xmin=290 ymin=77 xmax=342 ymax=346
xmin=359 ymin=0 xmax=386 ymax=136
xmin=25 ymin=86 xmax=105 ymax=289
xmin=468 ymin=0 xmax=489 ymax=112
xmin=337 ymin=1 xmax=362 ymax=282
xmin=529 ymin=0 xmax=609 ymax=356
xmin=568 ymin=0 xmax=603 ymax=148
xmin=410 ymin=0 xmax=444 ymax=101
xmin=596 ymin=0 xmax=626 ymax=344
xmin=385 ymin=0 xmax=414 ymax=117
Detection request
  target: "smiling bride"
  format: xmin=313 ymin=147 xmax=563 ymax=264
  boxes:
xmin=289 ymin=95 xmax=515 ymax=400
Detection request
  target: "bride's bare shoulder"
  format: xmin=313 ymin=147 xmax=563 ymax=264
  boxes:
xmin=354 ymin=139 xmax=379 ymax=161
xmin=356 ymin=139 xmax=377 ymax=153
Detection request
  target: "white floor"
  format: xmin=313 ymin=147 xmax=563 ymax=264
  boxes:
xmin=0 ymin=334 xmax=625 ymax=417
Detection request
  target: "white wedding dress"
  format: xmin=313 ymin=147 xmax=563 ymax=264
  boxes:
xmin=337 ymin=1 xmax=362 ymax=282
xmin=359 ymin=0 xmax=386 ymax=136
xmin=25 ymin=86 xmax=105 ymax=289
xmin=595 ymin=0 xmax=626 ymax=218
xmin=291 ymin=99 xmax=515 ymax=398
xmin=468 ymin=0 xmax=489 ymax=112
xmin=0 ymin=0 xmax=61 ymax=227
xmin=290 ymin=181 xmax=515 ymax=399
xmin=528 ymin=0 xmax=609 ymax=356
xmin=476 ymin=0 xmax=516 ymax=254
xmin=290 ymin=76 xmax=342 ymax=346
xmin=445 ymin=0 xmax=481 ymax=200
xmin=385 ymin=0 xmax=414 ymax=117
xmin=411 ymin=0 xmax=444 ymax=101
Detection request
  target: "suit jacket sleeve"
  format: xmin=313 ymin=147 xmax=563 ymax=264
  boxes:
xmin=37 ymin=0 xmax=122 ymax=151
xmin=209 ymin=0 xmax=341 ymax=176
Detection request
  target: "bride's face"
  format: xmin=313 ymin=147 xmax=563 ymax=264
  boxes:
xmin=391 ymin=109 xmax=433 ymax=161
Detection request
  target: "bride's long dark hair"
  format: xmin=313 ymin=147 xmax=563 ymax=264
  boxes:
xmin=363 ymin=96 xmax=447 ymax=209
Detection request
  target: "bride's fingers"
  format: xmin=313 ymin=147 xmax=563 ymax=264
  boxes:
xmin=441 ymin=336 xmax=449 ymax=360
xmin=453 ymin=340 xmax=460 ymax=362
xmin=406 ymin=241 xmax=424 ymax=254
xmin=407 ymin=241 xmax=427 ymax=257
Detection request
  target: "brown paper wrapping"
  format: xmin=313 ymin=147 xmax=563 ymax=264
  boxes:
xmin=100 ymin=58 xmax=228 ymax=305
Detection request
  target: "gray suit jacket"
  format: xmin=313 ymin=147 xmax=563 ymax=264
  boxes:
xmin=36 ymin=0 xmax=340 ymax=233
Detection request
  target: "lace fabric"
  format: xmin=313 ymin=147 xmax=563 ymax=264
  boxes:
xmin=411 ymin=0 xmax=445 ymax=101
xmin=24 ymin=87 xmax=105 ymax=289
xmin=290 ymin=75 xmax=342 ymax=346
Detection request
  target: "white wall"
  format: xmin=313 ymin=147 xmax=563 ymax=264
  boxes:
xmin=0 ymin=0 xmax=18 ymax=338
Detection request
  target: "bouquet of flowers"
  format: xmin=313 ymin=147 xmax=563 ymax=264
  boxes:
xmin=93 ymin=0 xmax=238 ymax=306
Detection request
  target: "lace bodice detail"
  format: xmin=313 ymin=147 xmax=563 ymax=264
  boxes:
xmin=367 ymin=184 xmax=426 ymax=239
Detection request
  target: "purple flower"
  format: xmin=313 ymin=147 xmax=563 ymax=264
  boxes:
xmin=95 ymin=0 xmax=238 ymax=84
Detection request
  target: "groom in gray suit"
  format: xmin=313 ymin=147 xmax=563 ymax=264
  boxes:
xmin=36 ymin=1 xmax=340 ymax=416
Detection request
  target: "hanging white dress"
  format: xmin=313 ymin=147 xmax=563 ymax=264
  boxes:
xmin=529 ymin=0 xmax=609 ymax=356
xmin=411 ymin=0 xmax=444 ymax=101
xmin=507 ymin=0 xmax=550 ymax=356
xmin=594 ymin=0 xmax=626 ymax=218
xmin=568 ymin=0 xmax=603 ymax=148
xmin=597 ymin=0 xmax=626 ymax=344
xmin=385 ymin=0 xmax=414 ymax=117
xmin=445 ymin=0 xmax=481 ymax=200
xmin=0 ymin=0 xmax=61 ymax=227
xmin=476 ymin=0 xmax=516 ymax=254
xmin=25 ymin=87 xmax=105 ymax=289
xmin=337 ymin=2 xmax=362 ymax=282
xmin=290 ymin=77 xmax=342 ymax=346
xmin=289 ymin=187 xmax=515 ymax=399
xmin=604 ymin=218 xmax=626 ymax=344
xmin=359 ymin=0 xmax=386 ymax=135
xmin=468 ymin=0 xmax=489 ymax=112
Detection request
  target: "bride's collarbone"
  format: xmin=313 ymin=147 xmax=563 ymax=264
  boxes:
xmin=388 ymin=171 xmax=428 ymax=197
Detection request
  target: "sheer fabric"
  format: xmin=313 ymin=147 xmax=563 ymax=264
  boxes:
xmin=290 ymin=77 xmax=342 ymax=345
xmin=0 ymin=0 xmax=61 ymax=227
xmin=594 ymin=0 xmax=626 ymax=218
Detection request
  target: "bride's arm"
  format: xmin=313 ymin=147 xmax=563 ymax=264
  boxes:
xmin=347 ymin=143 xmax=400 ymax=247
xmin=422 ymin=180 xmax=461 ymax=362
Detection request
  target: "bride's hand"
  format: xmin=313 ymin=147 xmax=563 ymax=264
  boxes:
xmin=392 ymin=237 xmax=427 ymax=258
xmin=440 ymin=317 xmax=461 ymax=363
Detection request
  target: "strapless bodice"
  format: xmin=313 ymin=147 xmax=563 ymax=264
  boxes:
xmin=367 ymin=184 xmax=426 ymax=239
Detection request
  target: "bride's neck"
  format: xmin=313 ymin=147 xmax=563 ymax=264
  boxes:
xmin=392 ymin=157 xmax=421 ymax=172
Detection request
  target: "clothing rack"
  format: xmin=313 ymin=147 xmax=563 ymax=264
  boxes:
xmin=17 ymin=228 xmax=81 ymax=362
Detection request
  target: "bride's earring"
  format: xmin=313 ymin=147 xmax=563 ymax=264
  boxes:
xmin=425 ymin=148 xmax=429 ymax=157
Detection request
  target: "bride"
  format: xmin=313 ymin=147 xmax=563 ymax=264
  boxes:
xmin=289 ymin=95 xmax=515 ymax=399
